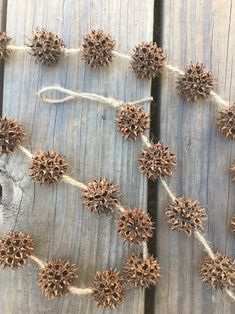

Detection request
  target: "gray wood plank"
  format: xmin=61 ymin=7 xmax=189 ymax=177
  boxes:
xmin=0 ymin=0 xmax=154 ymax=313
xmin=155 ymin=1 xmax=235 ymax=313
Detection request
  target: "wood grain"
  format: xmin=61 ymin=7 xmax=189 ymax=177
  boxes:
xmin=155 ymin=1 xmax=235 ymax=313
xmin=0 ymin=0 xmax=153 ymax=313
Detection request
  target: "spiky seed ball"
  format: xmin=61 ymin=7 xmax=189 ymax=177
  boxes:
xmin=165 ymin=197 xmax=207 ymax=236
xmin=117 ymin=208 xmax=154 ymax=244
xmin=91 ymin=268 xmax=125 ymax=309
xmin=82 ymin=29 xmax=115 ymax=68
xmin=116 ymin=104 xmax=150 ymax=140
xmin=0 ymin=231 xmax=34 ymax=269
xmin=0 ymin=117 xmax=26 ymax=156
xmin=217 ymin=104 xmax=235 ymax=140
xmin=82 ymin=178 xmax=121 ymax=215
xmin=231 ymin=215 xmax=235 ymax=234
xmin=29 ymin=151 xmax=68 ymax=184
xmin=28 ymin=28 xmax=65 ymax=66
xmin=131 ymin=42 xmax=166 ymax=79
xmin=231 ymin=161 xmax=235 ymax=181
xmin=138 ymin=142 xmax=177 ymax=181
xmin=177 ymin=63 xmax=214 ymax=102
xmin=199 ymin=253 xmax=235 ymax=289
xmin=123 ymin=253 xmax=161 ymax=288
xmin=39 ymin=259 xmax=77 ymax=299
xmin=0 ymin=32 xmax=12 ymax=60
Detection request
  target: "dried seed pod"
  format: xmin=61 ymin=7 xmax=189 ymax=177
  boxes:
xmin=0 ymin=117 xmax=26 ymax=156
xmin=231 ymin=161 xmax=235 ymax=181
xmin=116 ymin=104 xmax=150 ymax=140
xmin=177 ymin=63 xmax=214 ymax=102
xmin=0 ymin=32 xmax=12 ymax=60
xmin=231 ymin=215 xmax=235 ymax=234
xmin=28 ymin=28 xmax=65 ymax=66
xmin=138 ymin=142 xmax=177 ymax=181
xmin=199 ymin=253 xmax=235 ymax=289
xmin=165 ymin=197 xmax=207 ymax=236
xmin=39 ymin=259 xmax=77 ymax=299
xmin=131 ymin=42 xmax=166 ymax=79
xmin=0 ymin=231 xmax=34 ymax=269
xmin=217 ymin=104 xmax=235 ymax=140
xmin=82 ymin=178 xmax=121 ymax=214
xmin=91 ymin=268 xmax=125 ymax=309
xmin=29 ymin=151 xmax=68 ymax=184
xmin=117 ymin=208 xmax=154 ymax=244
xmin=82 ymin=29 xmax=115 ymax=68
xmin=123 ymin=253 xmax=161 ymax=288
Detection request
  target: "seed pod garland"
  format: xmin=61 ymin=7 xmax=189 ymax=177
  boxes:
xmin=28 ymin=28 xmax=65 ymax=66
xmin=0 ymin=231 xmax=34 ymax=269
xmin=39 ymin=259 xmax=77 ymax=299
xmin=0 ymin=117 xmax=26 ymax=156
xmin=217 ymin=104 xmax=235 ymax=140
xmin=117 ymin=208 xmax=154 ymax=244
xmin=0 ymin=32 xmax=12 ymax=60
xmin=82 ymin=29 xmax=115 ymax=68
xmin=91 ymin=268 xmax=125 ymax=309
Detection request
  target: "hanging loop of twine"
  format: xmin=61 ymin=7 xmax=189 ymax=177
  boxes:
xmin=37 ymin=86 xmax=153 ymax=109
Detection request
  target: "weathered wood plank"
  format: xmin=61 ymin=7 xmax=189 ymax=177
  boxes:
xmin=155 ymin=1 xmax=235 ymax=313
xmin=0 ymin=0 xmax=154 ymax=313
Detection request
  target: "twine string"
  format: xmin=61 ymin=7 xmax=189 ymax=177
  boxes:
xmin=30 ymin=255 xmax=92 ymax=295
xmin=194 ymin=231 xmax=215 ymax=260
xmin=38 ymin=86 xmax=153 ymax=108
xmin=160 ymin=178 xmax=176 ymax=202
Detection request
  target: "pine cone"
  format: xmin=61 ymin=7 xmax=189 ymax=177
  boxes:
xmin=91 ymin=268 xmax=125 ymax=309
xmin=199 ymin=253 xmax=235 ymax=289
xmin=123 ymin=253 xmax=161 ymax=288
xmin=165 ymin=197 xmax=207 ymax=236
xmin=131 ymin=42 xmax=166 ymax=79
xmin=0 ymin=32 xmax=12 ymax=60
xmin=39 ymin=259 xmax=77 ymax=299
xmin=82 ymin=29 xmax=115 ymax=68
xmin=29 ymin=151 xmax=68 ymax=184
xmin=217 ymin=104 xmax=235 ymax=140
xmin=177 ymin=63 xmax=214 ymax=102
xmin=117 ymin=208 xmax=154 ymax=244
xmin=0 ymin=231 xmax=34 ymax=269
xmin=116 ymin=104 xmax=150 ymax=140
xmin=138 ymin=142 xmax=177 ymax=181
xmin=231 ymin=215 xmax=235 ymax=234
xmin=28 ymin=28 xmax=65 ymax=66
xmin=82 ymin=178 xmax=121 ymax=215
xmin=0 ymin=117 xmax=26 ymax=155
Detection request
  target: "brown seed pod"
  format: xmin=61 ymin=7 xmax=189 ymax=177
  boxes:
xmin=177 ymin=63 xmax=214 ymax=102
xmin=28 ymin=28 xmax=65 ymax=66
xmin=0 ymin=32 xmax=12 ymax=60
xmin=199 ymin=253 xmax=235 ymax=289
xmin=82 ymin=178 xmax=121 ymax=215
xmin=29 ymin=151 xmax=68 ymax=184
xmin=0 ymin=231 xmax=34 ymax=269
xmin=39 ymin=259 xmax=77 ymax=299
xmin=131 ymin=42 xmax=166 ymax=79
xmin=91 ymin=268 xmax=125 ymax=309
xmin=123 ymin=253 xmax=161 ymax=288
xmin=231 ymin=161 xmax=235 ymax=181
xmin=231 ymin=215 xmax=235 ymax=234
xmin=217 ymin=104 xmax=235 ymax=140
xmin=138 ymin=142 xmax=177 ymax=181
xmin=0 ymin=117 xmax=26 ymax=156
xmin=165 ymin=197 xmax=207 ymax=236
xmin=116 ymin=104 xmax=150 ymax=140
xmin=82 ymin=29 xmax=115 ymax=68
xmin=117 ymin=208 xmax=154 ymax=244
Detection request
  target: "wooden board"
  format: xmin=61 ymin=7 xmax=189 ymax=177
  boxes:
xmin=0 ymin=0 xmax=154 ymax=313
xmin=155 ymin=1 xmax=235 ymax=313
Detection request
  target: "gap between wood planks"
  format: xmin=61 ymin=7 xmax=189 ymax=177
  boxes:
xmin=0 ymin=0 xmax=7 ymax=116
xmin=145 ymin=0 xmax=162 ymax=313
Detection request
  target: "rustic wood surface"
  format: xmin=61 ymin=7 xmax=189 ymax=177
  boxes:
xmin=0 ymin=0 xmax=154 ymax=313
xmin=155 ymin=1 xmax=235 ymax=314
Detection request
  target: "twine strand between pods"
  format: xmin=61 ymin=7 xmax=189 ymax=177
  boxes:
xmin=37 ymin=86 xmax=153 ymax=108
xmin=29 ymin=255 xmax=92 ymax=295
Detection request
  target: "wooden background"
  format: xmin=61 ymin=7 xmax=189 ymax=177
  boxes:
xmin=0 ymin=0 xmax=235 ymax=314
